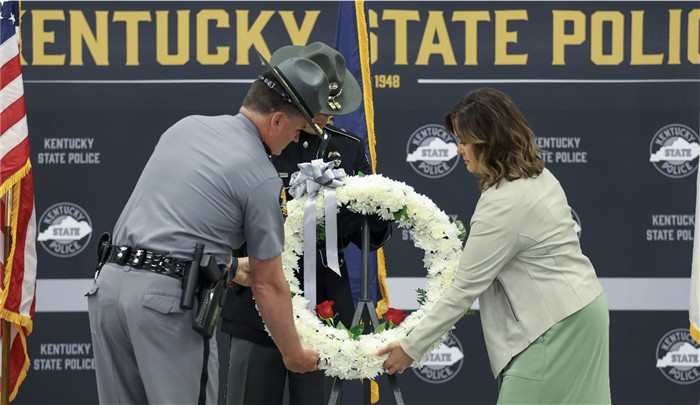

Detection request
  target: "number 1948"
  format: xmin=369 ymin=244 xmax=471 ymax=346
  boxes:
xmin=373 ymin=74 xmax=400 ymax=88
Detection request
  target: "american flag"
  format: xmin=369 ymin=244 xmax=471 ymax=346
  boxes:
xmin=0 ymin=0 xmax=37 ymax=401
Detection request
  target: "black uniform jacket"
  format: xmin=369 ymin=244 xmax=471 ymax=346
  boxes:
xmin=221 ymin=125 xmax=392 ymax=345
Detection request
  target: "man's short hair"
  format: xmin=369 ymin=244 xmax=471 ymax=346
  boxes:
xmin=242 ymin=71 xmax=304 ymax=119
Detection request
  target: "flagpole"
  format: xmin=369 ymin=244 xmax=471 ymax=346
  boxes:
xmin=1 ymin=189 xmax=13 ymax=405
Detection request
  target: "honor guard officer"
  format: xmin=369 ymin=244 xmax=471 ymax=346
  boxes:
xmin=87 ymin=56 xmax=328 ymax=405
xmin=222 ymin=42 xmax=392 ymax=405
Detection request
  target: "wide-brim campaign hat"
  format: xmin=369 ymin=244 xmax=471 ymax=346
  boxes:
xmin=257 ymin=52 xmax=329 ymax=136
xmin=270 ymin=42 xmax=362 ymax=116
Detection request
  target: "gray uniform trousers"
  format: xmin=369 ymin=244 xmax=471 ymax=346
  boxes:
xmin=226 ymin=336 xmax=332 ymax=405
xmin=87 ymin=264 xmax=218 ymax=405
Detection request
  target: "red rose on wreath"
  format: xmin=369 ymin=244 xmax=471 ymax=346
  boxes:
xmin=315 ymin=300 xmax=365 ymax=340
xmin=315 ymin=300 xmax=336 ymax=326
xmin=373 ymin=307 xmax=407 ymax=334
xmin=315 ymin=302 xmax=408 ymax=340
xmin=384 ymin=308 xmax=407 ymax=328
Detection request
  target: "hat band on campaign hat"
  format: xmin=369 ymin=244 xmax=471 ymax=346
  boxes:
xmin=257 ymin=75 xmax=297 ymax=108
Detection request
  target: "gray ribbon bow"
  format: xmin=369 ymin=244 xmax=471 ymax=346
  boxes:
xmin=289 ymin=159 xmax=346 ymax=310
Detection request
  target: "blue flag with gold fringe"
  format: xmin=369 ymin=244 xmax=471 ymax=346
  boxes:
xmin=333 ymin=3 xmax=388 ymax=402
xmin=333 ymin=1 xmax=390 ymax=318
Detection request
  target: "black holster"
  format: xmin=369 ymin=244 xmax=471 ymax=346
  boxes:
xmin=185 ymin=250 xmax=232 ymax=339
xmin=96 ymin=232 xmax=112 ymax=271
xmin=180 ymin=245 xmax=233 ymax=338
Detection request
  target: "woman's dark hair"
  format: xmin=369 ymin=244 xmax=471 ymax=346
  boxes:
xmin=445 ymin=88 xmax=544 ymax=191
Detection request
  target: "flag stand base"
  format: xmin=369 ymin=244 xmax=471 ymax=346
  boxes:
xmin=326 ymin=218 xmax=404 ymax=405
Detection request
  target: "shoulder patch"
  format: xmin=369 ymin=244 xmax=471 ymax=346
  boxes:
xmin=324 ymin=124 xmax=361 ymax=142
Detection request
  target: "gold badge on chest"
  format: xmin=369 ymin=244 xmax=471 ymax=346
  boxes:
xmin=328 ymin=151 xmax=341 ymax=168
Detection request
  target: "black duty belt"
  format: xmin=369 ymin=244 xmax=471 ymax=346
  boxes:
xmin=104 ymin=246 xmax=189 ymax=280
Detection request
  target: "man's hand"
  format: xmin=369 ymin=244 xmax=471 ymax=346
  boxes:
xmin=231 ymin=257 xmax=251 ymax=287
xmin=377 ymin=341 xmax=413 ymax=375
xmin=283 ymin=346 xmax=320 ymax=373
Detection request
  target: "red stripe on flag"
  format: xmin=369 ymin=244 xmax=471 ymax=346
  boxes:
xmin=0 ymin=54 xmax=22 ymax=89
xmin=0 ymin=174 xmax=35 ymax=402
xmin=0 ymin=96 xmax=26 ymax=134
xmin=0 ymin=138 xmax=30 ymax=185
xmin=3 ymin=174 xmax=34 ymax=318
xmin=9 ymin=330 xmax=25 ymax=394
xmin=0 ymin=327 xmax=30 ymax=401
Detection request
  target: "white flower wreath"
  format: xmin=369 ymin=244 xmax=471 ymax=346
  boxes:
xmin=278 ymin=174 xmax=463 ymax=380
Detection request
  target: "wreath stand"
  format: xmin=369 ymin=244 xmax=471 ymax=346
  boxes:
xmin=327 ymin=218 xmax=405 ymax=405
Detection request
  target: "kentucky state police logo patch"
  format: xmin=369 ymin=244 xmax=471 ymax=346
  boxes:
xmin=406 ymin=124 xmax=460 ymax=178
xmin=37 ymin=202 xmax=93 ymax=258
xmin=656 ymin=328 xmax=700 ymax=384
xmin=649 ymin=124 xmax=700 ymax=179
xmin=413 ymin=332 xmax=464 ymax=383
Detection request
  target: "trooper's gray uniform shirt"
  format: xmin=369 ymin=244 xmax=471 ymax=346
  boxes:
xmin=87 ymin=113 xmax=284 ymax=405
xmin=113 ymin=113 xmax=284 ymax=262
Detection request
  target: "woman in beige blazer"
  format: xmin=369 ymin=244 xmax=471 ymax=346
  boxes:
xmin=379 ymin=88 xmax=610 ymax=404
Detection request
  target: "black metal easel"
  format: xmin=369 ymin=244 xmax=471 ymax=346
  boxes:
xmin=327 ymin=218 xmax=404 ymax=405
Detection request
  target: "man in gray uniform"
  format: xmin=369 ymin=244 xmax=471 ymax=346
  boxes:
xmin=223 ymin=42 xmax=392 ymax=405
xmin=87 ymin=57 xmax=327 ymax=405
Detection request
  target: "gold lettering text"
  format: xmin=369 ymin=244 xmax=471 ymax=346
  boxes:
xmin=382 ymin=9 xmax=420 ymax=65
xmin=416 ymin=11 xmax=456 ymax=66
xmin=69 ymin=11 xmax=109 ymax=66
xmin=155 ymin=10 xmax=190 ymax=65
xmin=196 ymin=10 xmax=230 ymax=65
xmin=31 ymin=10 xmax=66 ymax=65
xmin=452 ymin=11 xmax=490 ymax=65
xmin=279 ymin=10 xmax=320 ymax=45
xmin=591 ymin=11 xmax=624 ymax=65
xmin=494 ymin=10 xmax=528 ymax=65
xmin=630 ymin=11 xmax=663 ymax=65
xmin=113 ymin=11 xmax=152 ymax=66
xmin=236 ymin=10 xmax=274 ymax=64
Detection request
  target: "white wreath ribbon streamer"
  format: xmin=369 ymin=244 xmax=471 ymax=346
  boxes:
xmin=288 ymin=159 xmax=346 ymax=310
